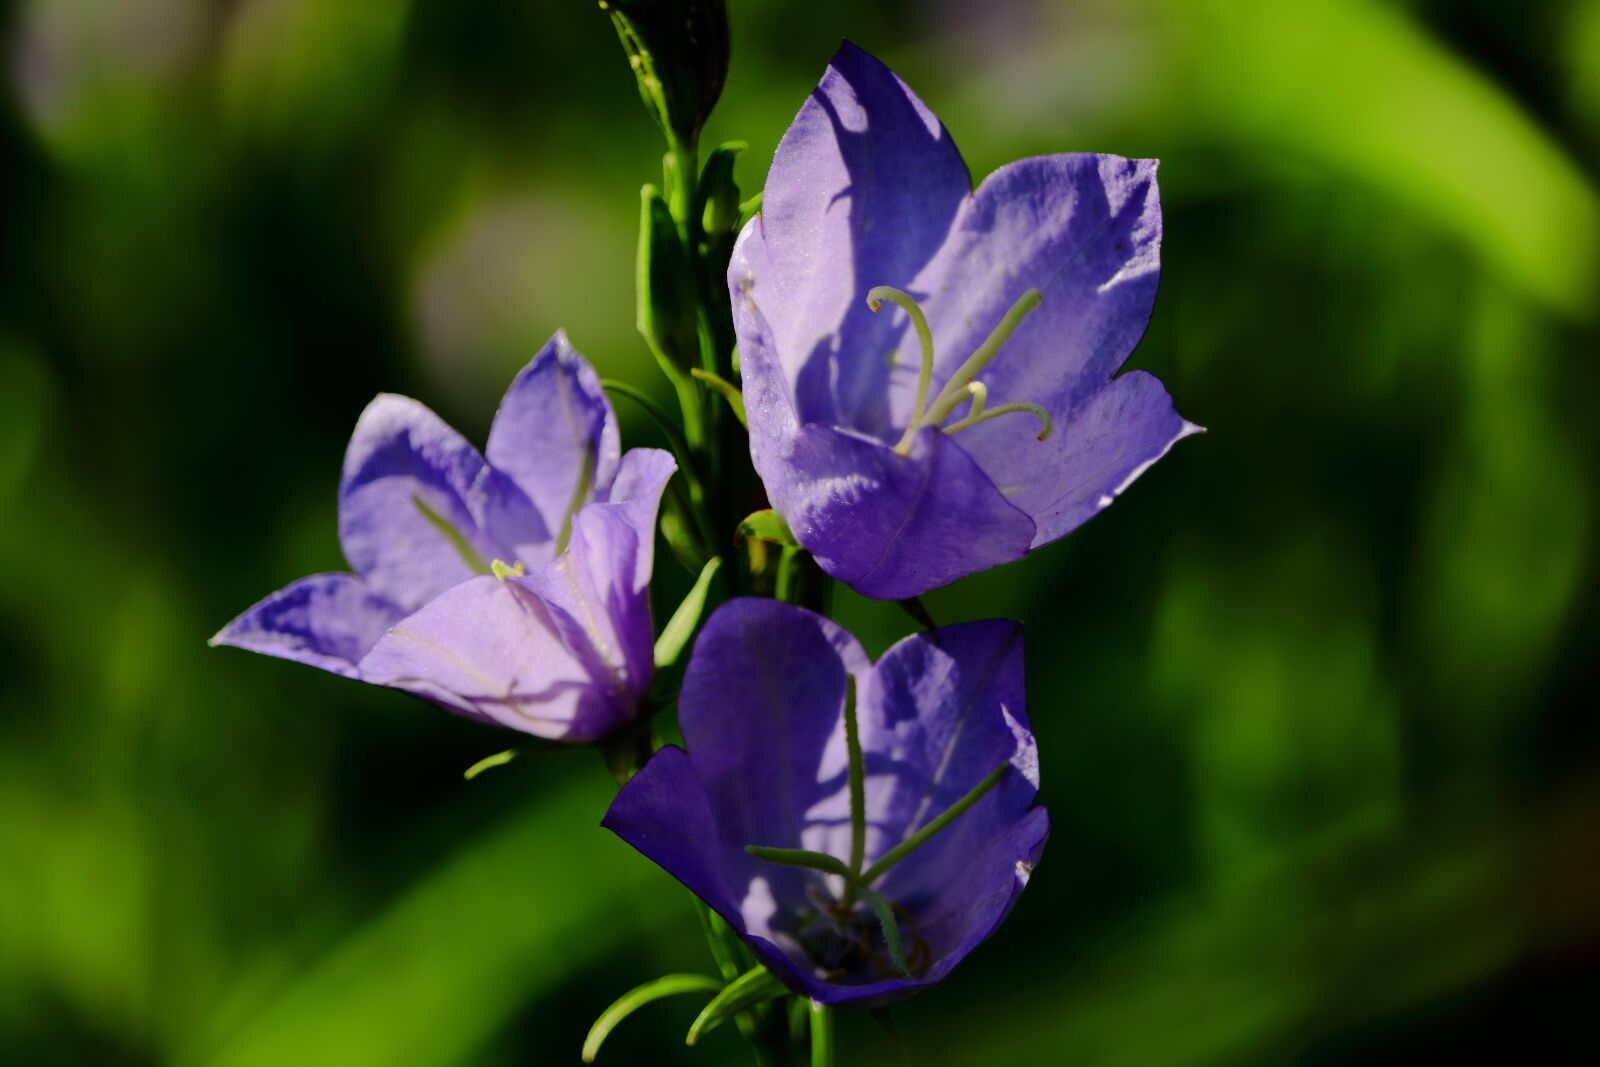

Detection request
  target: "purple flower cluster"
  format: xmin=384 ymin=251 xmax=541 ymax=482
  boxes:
xmin=214 ymin=333 xmax=673 ymax=744
xmin=215 ymin=40 xmax=1194 ymax=1013
xmin=731 ymin=43 xmax=1198 ymax=599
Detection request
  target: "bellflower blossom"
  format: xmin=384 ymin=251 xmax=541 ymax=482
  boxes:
xmin=730 ymin=43 xmax=1201 ymax=599
xmin=603 ymin=599 xmax=1048 ymax=1005
xmin=212 ymin=333 xmax=674 ymax=743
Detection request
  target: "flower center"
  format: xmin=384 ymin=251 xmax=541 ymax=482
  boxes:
xmin=867 ymin=286 xmax=1053 ymax=456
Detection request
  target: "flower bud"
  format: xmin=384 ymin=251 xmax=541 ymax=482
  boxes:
xmin=600 ymin=0 xmax=729 ymax=149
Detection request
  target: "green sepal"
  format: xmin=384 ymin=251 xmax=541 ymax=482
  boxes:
xmin=654 ymin=556 xmax=722 ymax=669
xmin=743 ymin=845 xmax=853 ymax=880
xmin=697 ymin=141 xmax=746 ymax=239
xmin=581 ymin=973 xmax=723 ymax=1062
xmin=895 ymin=596 xmax=938 ymax=632
xmin=636 ymin=184 xmax=702 ymax=380
xmin=690 ymin=367 xmax=747 ymax=428
xmin=737 ymin=192 xmax=762 ymax=232
xmin=736 ymin=508 xmax=796 ymax=547
xmin=685 ymin=965 xmax=787 ymax=1045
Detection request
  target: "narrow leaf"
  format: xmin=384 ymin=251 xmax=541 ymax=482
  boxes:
xmin=654 ymin=556 xmax=723 ymax=669
xmin=744 ymin=846 xmax=852 ymax=880
xmin=686 ymin=965 xmax=787 ymax=1045
xmin=582 ymin=973 xmax=723 ymax=1062
xmin=736 ymin=508 xmax=796 ymax=547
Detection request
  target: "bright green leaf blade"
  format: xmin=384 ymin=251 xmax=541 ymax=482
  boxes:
xmin=736 ymin=508 xmax=796 ymax=547
xmin=744 ymin=845 xmax=852 ymax=880
xmin=581 ymin=973 xmax=723 ymax=1062
xmin=685 ymin=965 xmax=787 ymax=1045
xmin=654 ymin=556 xmax=722 ymax=670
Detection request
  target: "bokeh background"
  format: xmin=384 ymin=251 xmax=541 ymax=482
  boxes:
xmin=3 ymin=0 xmax=1597 ymax=1063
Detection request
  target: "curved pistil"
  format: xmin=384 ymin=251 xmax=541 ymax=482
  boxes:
xmin=866 ymin=286 xmax=1051 ymax=454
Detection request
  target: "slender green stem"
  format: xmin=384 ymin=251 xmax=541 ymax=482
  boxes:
xmin=860 ymin=764 xmax=1011 ymax=885
xmin=810 ymin=1002 xmax=834 ymax=1067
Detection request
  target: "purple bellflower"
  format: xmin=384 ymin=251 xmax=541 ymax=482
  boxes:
xmin=212 ymin=333 xmax=675 ymax=743
xmin=603 ymin=598 xmax=1048 ymax=1005
xmin=730 ymin=43 xmax=1201 ymax=599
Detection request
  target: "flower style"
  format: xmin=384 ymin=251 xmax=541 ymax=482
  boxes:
xmin=212 ymin=333 xmax=675 ymax=743
xmin=729 ymin=43 xmax=1201 ymax=599
xmin=603 ymin=598 xmax=1048 ymax=1005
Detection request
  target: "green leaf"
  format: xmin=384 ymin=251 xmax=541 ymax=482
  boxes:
xmin=736 ymin=508 xmax=796 ymax=547
xmin=581 ymin=973 xmax=723 ymax=1062
xmin=860 ymin=887 xmax=913 ymax=979
xmin=654 ymin=556 xmax=722 ymax=669
xmin=743 ymin=845 xmax=853 ymax=880
xmin=685 ymin=965 xmax=787 ymax=1046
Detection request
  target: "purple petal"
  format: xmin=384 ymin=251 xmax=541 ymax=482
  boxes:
xmin=753 ymin=42 xmax=972 ymax=433
xmin=485 ymin=331 xmax=621 ymax=546
xmin=863 ymin=622 xmax=1041 ymax=942
xmin=1005 ymin=371 xmax=1202 ymax=546
xmin=676 ymin=599 xmax=868 ymax=845
xmin=356 ymin=575 xmax=607 ymax=740
xmin=210 ymin=573 xmax=401 ymax=678
xmin=907 ymin=154 xmax=1164 ymax=427
xmin=516 ymin=448 xmax=675 ymax=717
xmin=338 ymin=394 xmax=506 ymax=613
xmin=760 ymin=421 xmax=1035 ymax=601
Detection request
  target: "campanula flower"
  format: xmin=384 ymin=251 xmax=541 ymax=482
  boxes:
xmin=603 ymin=598 xmax=1048 ymax=1005
xmin=212 ymin=333 xmax=674 ymax=743
xmin=730 ymin=43 xmax=1200 ymax=599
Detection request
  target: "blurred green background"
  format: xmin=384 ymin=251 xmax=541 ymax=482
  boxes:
xmin=2 ymin=0 xmax=1597 ymax=1063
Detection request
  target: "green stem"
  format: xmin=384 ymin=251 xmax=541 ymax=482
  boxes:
xmin=810 ymin=1002 xmax=834 ymax=1067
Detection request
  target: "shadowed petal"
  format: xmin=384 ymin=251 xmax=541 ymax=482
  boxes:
xmin=755 ymin=41 xmax=972 ymax=432
xmin=356 ymin=575 xmax=606 ymax=740
xmin=678 ymin=599 xmax=870 ymax=859
xmin=210 ymin=573 xmax=401 ymax=678
xmin=338 ymin=394 xmax=507 ymax=613
xmin=764 ymin=424 xmax=1034 ymax=601
xmin=516 ymin=448 xmax=674 ymax=716
xmin=485 ymin=331 xmax=621 ymax=545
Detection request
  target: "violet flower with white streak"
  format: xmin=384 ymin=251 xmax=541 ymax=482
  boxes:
xmin=212 ymin=333 xmax=674 ymax=743
xmin=731 ymin=42 xmax=1200 ymax=599
xmin=604 ymin=599 xmax=1047 ymax=1005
